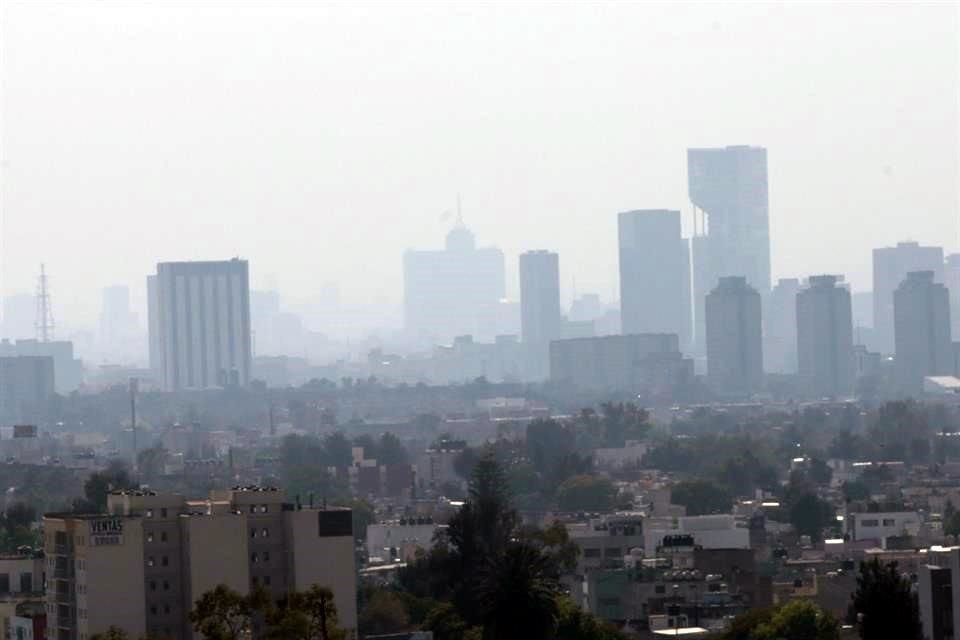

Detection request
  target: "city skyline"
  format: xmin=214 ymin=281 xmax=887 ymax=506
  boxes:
xmin=1 ymin=2 xmax=957 ymax=330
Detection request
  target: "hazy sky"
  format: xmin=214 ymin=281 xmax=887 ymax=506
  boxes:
xmin=2 ymin=1 xmax=958 ymax=330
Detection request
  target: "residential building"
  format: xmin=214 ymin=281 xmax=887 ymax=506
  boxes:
xmin=846 ymin=511 xmax=921 ymax=542
xmin=618 ymin=210 xmax=691 ymax=348
xmin=796 ymin=275 xmax=855 ymax=398
xmin=644 ymin=515 xmax=751 ymax=552
xmin=519 ymin=250 xmax=562 ymax=380
xmin=688 ymin=146 xmax=770 ymax=350
xmin=873 ymin=241 xmax=944 ymax=354
xmin=764 ymin=278 xmax=800 ymax=374
xmin=403 ymin=220 xmax=505 ymax=345
xmin=366 ymin=519 xmax=439 ymax=563
xmin=148 ymin=259 xmax=252 ymax=391
xmin=894 ymin=271 xmax=952 ymax=394
xmin=919 ymin=546 xmax=960 ymax=640
xmin=705 ymin=277 xmax=763 ymax=396
xmin=549 ymin=334 xmax=693 ymax=395
xmin=43 ymin=487 xmax=357 ymax=640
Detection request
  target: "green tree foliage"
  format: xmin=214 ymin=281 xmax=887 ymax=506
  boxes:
xmin=945 ymin=501 xmax=960 ymax=537
xmin=842 ymin=481 xmax=870 ymax=502
xmin=378 ymin=432 xmax=409 ymax=466
xmin=323 ymin=431 xmax=353 ymax=468
xmin=788 ymin=492 xmax=835 ymax=542
xmin=717 ymin=600 xmax=839 ymax=640
xmin=849 ymin=559 xmax=923 ymax=640
xmin=526 ymin=419 xmax=577 ymax=470
xmin=190 ymin=584 xmax=346 ymax=640
xmin=555 ymin=596 xmax=628 ymax=640
xmin=474 ymin=542 xmax=560 ymax=640
xmin=268 ymin=585 xmax=346 ymax=640
xmin=556 ymin=474 xmax=615 ymax=512
xmin=357 ymin=590 xmax=410 ymax=637
xmin=868 ymin=401 xmax=931 ymax=465
xmin=670 ymin=480 xmax=733 ymax=516
xmin=77 ymin=460 xmax=132 ymax=512
xmin=423 ymin=602 xmax=482 ymax=640
xmin=0 ymin=502 xmax=38 ymax=552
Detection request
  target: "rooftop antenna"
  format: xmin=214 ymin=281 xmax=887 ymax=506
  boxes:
xmin=35 ymin=264 xmax=54 ymax=342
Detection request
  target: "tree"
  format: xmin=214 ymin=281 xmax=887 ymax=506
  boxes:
xmin=189 ymin=584 xmax=265 ymax=640
xmin=670 ymin=480 xmax=733 ymax=516
xmin=849 ymin=559 xmax=923 ymax=640
xmin=323 ymin=432 xmax=353 ymax=468
xmin=945 ymin=500 xmax=960 ymax=537
xmin=79 ymin=460 xmax=132 ymax=512
xmin=789 ymin=492 xmax=835 ymax=542
xmin=474 ymin=542 xmax=560 ymax=640
xmin=378 ymin=432 xmax=409 ymax=466
xmin=357 ymin=590 xmax=409 ymax=637
xmin=267 ymin=585 xmax=346 ymax=640
xmin=751 ymin=599 xmax=840 ymax=640
xmin=556 ymin=475 xmax=615 ymax=512
xmin=137 ymin=445 xmax=168 ymax=483
xmin=424 ymin=602 xmax=482 ymax=640
xmin=555 ymin=596 xmax=627 ymax=640
xmin=89 ymin=628 xmax=131 ymax=640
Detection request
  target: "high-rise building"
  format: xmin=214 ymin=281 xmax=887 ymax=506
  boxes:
xmin=0 ymin=355 xmax=54 ymax=423
xmin=98 ymin=285 xmax=140 ymax=362
xmin=618 ymin=210 xmax=691 ymax=348
xmin=705 ymin=276 xmax=763 ymax=396
xmin=763 ymin=278 xmax=800 ymax=374
xmin=688 ymin=146 xmax=770 ymax=349
xmin=148 ymin=259 xmax=252 ymax=391
xmin=873 ymin=241 xmax=944 ymax=354
xmin=796 ymin=275 xmax=854 ymax=398
xmin=43 ymin=487 xmax=357 ymax=640
xmin=945 ymin=254 xmax=960 ymax=340
xmin=403 ymin=220 xmax=505 ymax=345
xmin=0 ymin=339 xmax=83 ymax=394
xmin=893 ymin=270 xmax=952 ymax=393
xmin=519 ymin=250 xmax=561 ymax=379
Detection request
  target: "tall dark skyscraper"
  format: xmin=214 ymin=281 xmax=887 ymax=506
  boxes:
xmin=873 ymin=241 xmax=944 ymax=355
xmin=403 ymin=219 xmax=505 ymax=345
xmin=617 ymin=210 xmax=691 ymax=348
xmin=148 ymin=259 xmax=252 ymax=391
xmin=688 ymin=145 xmax=770 ymax=349
xmin=894 ymin=271 xmax=952 ymax=393
xmin=519 ymin=250 xmax=562 ymax=380
xmin=796 ymin=275 xmax=854 ymax=398
xmin=705 ymin=276 xmax=763 ymax=396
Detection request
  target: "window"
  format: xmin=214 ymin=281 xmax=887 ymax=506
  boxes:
xmin=263 ymin=551 xmax=270 ymax=562
xmin=861 ymin=519 xmax=879 ymax=527
xmin=160 ymin=508 xmax=168 ymax=518
xmin=147 ymin=532 xmax=155 ymax=543
xmin=251 ymin=553 xmax=259 ymax=563
xmin=882 ymin=519 xmax=896 ymax=527
xmin=251 ymin=528 xmax=257 ymax=539
xmin=0 ymin=574 xmax=9 ymax=594
xmin=161 ymin=532 xmax=168 ymax=542
xmin=150 ymin=581 xmax=157 ymax=592
xmin=584 ymin=548 xmax=601 ymax=558
xmin=655 ymin=585 xmax=666 ymax=594
xmin=249 ymin=505 xmax=256 ymax=514
xmin=260 ymin=505 xmax=268 ymax=513
xmin=163 ymin=580 xmax=170 ymax=591
xmin=150 ymin=605 xmax=157 ymax=615
xmin=252 ymin=576 xmax=259 ymax=586
xmin=20 ymin=573 xmax=32 ymax=593
xmin=146 ymin=509 xmax=154 ymax=518
xmin=147 ymin=557 xmax=155 ymax=567
xmin=604 ymin=547 xmax=622 ymax=558
xmin=163 ymin=604 xmax=170 ymax=614
xmin=161 ymin=556 xmax=169 ymax=567
xmin=264 ymin=575 xmax=271 ymax=586
xmin=261 ymin=528 xmax=269 ymax=538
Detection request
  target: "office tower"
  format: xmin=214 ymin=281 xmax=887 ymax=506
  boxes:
xmin=763 ymin=278 xmax=800 ymax=374
xmin=0 ymin=339 xmax=83 ymax=394
xmin=1 ymin=294 xmax=35 ymax=340
xmin=873 ymin=241 xmax=944 ymax=354
xmin=44 ymin=487 xmax=357 ymax=640
xmin=618 ymin=210 xmax=691 ymax=348
xmin=945 ymin=254 xmax=960 ymax=339
xmin=893 ymin=271 xmax=952 ymax=393
xmin=99 ymin=285 xmax=139 ymax=360
xmin=549 ymin=333 xmax=692 ymax=394
xmin=148 ymin=259 xmax=252 ymax=391
xmin=403 ymin=219 xmax=505 ymax=344
xmin=705 ymin=276 xmax=763 ymax=396
xmin=688 ymin=145 xmax=771 ymax=350
xmin=796 ymin=275 xmax=855 ymax=398
xmin=519 ymin=250 xmax=561 ymax=379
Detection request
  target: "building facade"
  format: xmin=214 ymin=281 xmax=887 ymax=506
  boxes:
xmin=148 ymin=260 xmax=252 ymax=391
xmin=705 ymin=277 xmax=763 ymax=396
xmin=519 ymin=250 xmax=562 ymax=380
xmin=617 ymin=210 xmax=691 ymax=349
xmin=894 ymin=270 xmax=952 ymax=394
xmin=796 ymin=275 xmax=855 ymax=398
xmin=403 ymin=221 xmax=505 ymax=345
xmin=549 ymin=334 xmax=693 ymax=395
xmin=873 ymin=241 xmax=944 ymax=354
xmin=688 ymin=146 xmax=770 ymax=350
xmin=0 ymin=356 xmax=54 ymax=424
xmin=763 ymin=278 xmax=800 ymax=374
xmin=43 ymin=488 xmax=356 ymax=640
